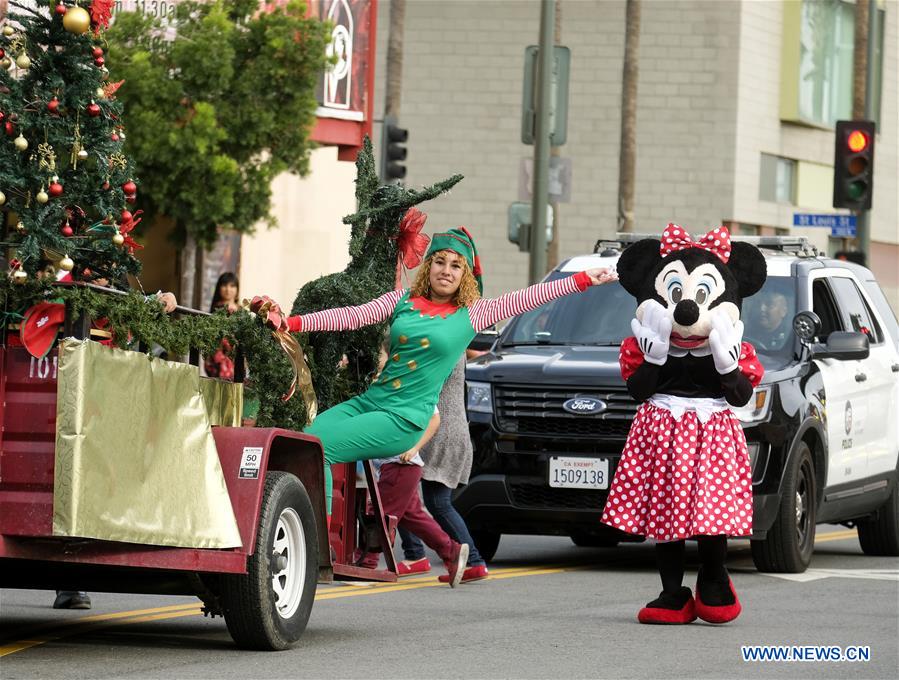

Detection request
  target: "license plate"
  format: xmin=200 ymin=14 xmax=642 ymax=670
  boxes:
xmin=548 ymin=456 xmax=609 ymax=489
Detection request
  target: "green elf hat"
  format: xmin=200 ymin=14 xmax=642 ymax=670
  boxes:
xmin=425 ymin=226 xmax=483 ymax=294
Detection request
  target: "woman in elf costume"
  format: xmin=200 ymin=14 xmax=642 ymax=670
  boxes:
xmin=257 ymin=228 xmax=616 ymax=515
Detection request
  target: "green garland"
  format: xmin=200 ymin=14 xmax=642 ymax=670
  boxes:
xmin=1 ymin=280 xmax=308 ymax=431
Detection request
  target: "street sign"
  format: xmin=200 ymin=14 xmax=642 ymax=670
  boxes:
xmin=521 ymin=45 xmax=570 ymax=146
xmin=793 ymin=213 xmax=857 ymax=229
xmin=518 ymin=157 xmax=572 ymax=203
xmin=508 ymin=202 xmax=554 ymax=253
xmin=830 ymin=223 xmax=857 ymax=238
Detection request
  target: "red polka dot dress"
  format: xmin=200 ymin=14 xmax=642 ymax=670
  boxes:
xmin=600 ymin=337 xmax=763 ymax=542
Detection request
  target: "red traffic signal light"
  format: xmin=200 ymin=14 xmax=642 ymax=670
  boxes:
xmin=833 ymin=120 xmax=875 ymax=211
xmin=847 ymin=129 xmax=868 ymax=153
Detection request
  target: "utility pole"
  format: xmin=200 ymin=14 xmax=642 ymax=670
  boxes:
xmin=547 ymin=0 xmax=562 ymax=272
xmin=529 ymin=0 xmax=555 ymax=285
xmin=859 ymin=0 xmax=879 ymax=259
xmin=617 ymin=0 xmax=641 ymax=233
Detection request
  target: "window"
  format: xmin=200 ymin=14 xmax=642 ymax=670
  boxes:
xmin=759 ymin=154 xmax=796 ymax=204
xmin=829 ymin=276 xmax=879 ymax=342
xmin=812 ymin=279 xmax=842 ymax=342
xmin=783 ymin=1 xmax=886 ymax=128
xmin=798 ymin=0 xmax=854 ymax=126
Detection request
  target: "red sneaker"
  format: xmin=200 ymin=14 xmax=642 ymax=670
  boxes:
xmin=438 ymin=564 xmax=489 ymax=584
xmin=442 ymin=542 xmax=469 ymax=588
xmin=397 ymin=557 xmax=431 ymax=576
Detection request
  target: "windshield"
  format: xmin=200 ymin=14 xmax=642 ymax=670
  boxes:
xmin=502 ymin=273 xmax=797 ymax=370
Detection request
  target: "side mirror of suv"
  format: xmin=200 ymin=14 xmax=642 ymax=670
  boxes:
xmin=811 ymin=331 xmax=870 ymax=361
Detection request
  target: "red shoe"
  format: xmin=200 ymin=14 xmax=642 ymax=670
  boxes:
xmin=695 ymin=577 xmax=742 ymax=624
xmin=442 ymin=542 xmax=469 ymax=588
xmin=397 ymin=557 xmax=431 ymax=576
xmin=637 ymin=588 xmax=697 ymax=625
xmin=438 ymin=564 xmax=489 ymax=584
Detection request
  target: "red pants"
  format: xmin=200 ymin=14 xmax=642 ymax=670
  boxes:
xmin=377 ymin=462 xmax=454 ymax=562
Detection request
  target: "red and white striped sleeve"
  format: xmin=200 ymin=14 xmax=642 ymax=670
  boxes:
xmin=287 ymin=289 xmax=405 ymax=333
xmin=468 ymin=272 xmax=591 ymax=332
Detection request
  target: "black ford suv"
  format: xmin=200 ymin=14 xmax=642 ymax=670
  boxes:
xmin=458 ymin=236 xmax=899 ymax=573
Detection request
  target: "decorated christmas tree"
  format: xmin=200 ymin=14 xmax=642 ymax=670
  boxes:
xmin=0 ymin=0 xmax=141 ymax=284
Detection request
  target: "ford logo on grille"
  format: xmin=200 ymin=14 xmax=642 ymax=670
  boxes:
xmin=562 ymin=397 xmax=607 ymax=415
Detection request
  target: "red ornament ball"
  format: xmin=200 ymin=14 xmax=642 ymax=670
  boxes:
xmin=125 ymin=194 xmax=137 ymax=204
xmin=4 ymin=121 xmax=14 ymax=136
xmin=120 ymin=209 xmax=133 ymax=223
xmin=122 ymin=180 xmax=137 ymax=195
xmin=110 ymin=133 xmax=119 ymax=142
xmin=0 ymin=111 xmax=5 ymax=122
xmin=61 ymin=223 xmax=73 ymax=237
xmin=94 ymin=56 xmax=104 ymax=67
xmin=0 ymin=49 xmax=5 ymax=59
xmin=87 ymin=103 xmax=101 ymax=117
xmin=102 ymin=181 xmax=110 ymax=190
xmin=92 ymin=47 xmax=103 ymax=59
xmin=55 ymin=3 xmax=67 ymax=15
xmin=48 ymin=182 xmax=63 ymax=197
xmin=47 ymin=97 xmax=60 ymax=113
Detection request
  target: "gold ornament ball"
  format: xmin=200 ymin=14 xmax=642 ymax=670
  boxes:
xmin=14 ymin=134 xmax=28 ymax=151
xmin=0 ymin=58 xmax=10 ymax=69
xmin=2 ymin=26 xmax=15 ymax=37
xmin=15 ymin=53 xmax=30 ymax=69
xmin=112 ymin=232 xmax=125 ymax=246
xmin=62 ymin=6 xmax=90 ymax=34
xmin=36 ymin=189 xmax=49 ymax=204
xmin=77 ymin=148 xmax=89 ymax=160
xmin=12 ymin=268 xmax=28 ymax=284
xmin=96 ymin=87 xmax=105 ymax=98
xmin=0 ymin=190 xmax=5 ymax=205
xmin=59 ymin=255 xmax=74 ymax=271
xmin=15 ymin=221 xmax=26 ymax=234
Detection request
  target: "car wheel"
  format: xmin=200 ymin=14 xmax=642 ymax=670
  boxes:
xmin=570 ymin=533 xmax=619 ymax=548
xmin=470 ymin=529 xmax=501 ymax=563
xmin=751 ymin=441 xmax=817 ymax=573
xmin=220 ymin=472 xmax=318 ymax=650
xmin=857 ymin=477 xmax=899 ymax=556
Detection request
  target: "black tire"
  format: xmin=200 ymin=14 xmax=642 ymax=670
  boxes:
xmin=751 ymin=442 xmax=817 ymax=573
xmin=470 ymin=529 xmax=501 ymax=563
xmin=857 ymin=479 xmax=899 ymax=556
xmin=570 ymin=533 xmax=619 ymax=548
xmin=220 ymin=472 xmax=318 ymax=650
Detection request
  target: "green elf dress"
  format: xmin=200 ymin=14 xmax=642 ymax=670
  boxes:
xmin=288 ymin=229 xmax=594 ymax=510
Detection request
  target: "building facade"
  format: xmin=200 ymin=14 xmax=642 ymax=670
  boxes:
xmin=369 ymin=0 xmax=897 ymax=306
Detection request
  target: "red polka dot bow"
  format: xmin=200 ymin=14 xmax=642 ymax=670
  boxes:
xmin=659 ymin=223 xmax=732 ymax=263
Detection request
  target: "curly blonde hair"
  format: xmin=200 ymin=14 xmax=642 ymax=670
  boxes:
xmin=410 ymin=250 xmax=481 ymax=307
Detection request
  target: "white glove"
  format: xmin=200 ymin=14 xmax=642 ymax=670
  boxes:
xmin=630 ymin=300 xmax=672 ymax=366
xmin=708 ymin=312 xmax=744 ymax=374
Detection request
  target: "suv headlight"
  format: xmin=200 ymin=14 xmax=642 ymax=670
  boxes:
xmin=733 ymin=386 xmax=772 ymax=424
xmin=466 ymin=381 xmax=493 ymax=414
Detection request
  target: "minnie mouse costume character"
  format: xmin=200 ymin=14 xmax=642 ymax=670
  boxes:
xmin=601 ymin=224 xmax=766 ymax=625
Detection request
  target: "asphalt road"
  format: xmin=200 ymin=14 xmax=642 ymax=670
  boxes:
xmin=1 ymin=529 xmax=897 ymax=680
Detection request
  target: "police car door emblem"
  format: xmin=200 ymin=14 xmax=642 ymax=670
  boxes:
xmin=562 ymin=397 xmax=607 ymax=415
xmin=844 ymin=401 xmax=852 ymax=435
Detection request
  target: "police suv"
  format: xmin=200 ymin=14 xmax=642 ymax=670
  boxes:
xmin=460 ymin=236 xmax=899 ymax=573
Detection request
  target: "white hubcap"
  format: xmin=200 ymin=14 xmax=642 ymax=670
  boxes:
xmin=271 ymin=507 xmax=306 ymax=619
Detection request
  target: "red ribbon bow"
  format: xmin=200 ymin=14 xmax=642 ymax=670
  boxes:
xmin=659 ymin=223 xmax=732 ymax=263
xmin=395 ymin=208 xmax=430 ymax=289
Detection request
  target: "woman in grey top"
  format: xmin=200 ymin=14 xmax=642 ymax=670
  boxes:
xmin=399 ymin=357 xmax=488 ymax=582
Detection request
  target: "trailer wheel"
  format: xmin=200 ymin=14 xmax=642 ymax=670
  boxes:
xmin=221 ymin=471 xmax=318 ymax=650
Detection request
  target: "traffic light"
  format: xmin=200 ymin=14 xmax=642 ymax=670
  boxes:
xmin=381 ymin=115 xmax=408 ymax=183
xmin=833 ymin=120 xmax=875 ymax=211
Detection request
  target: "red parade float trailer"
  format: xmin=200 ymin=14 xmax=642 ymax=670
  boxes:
xmin=0 ymin=284 xmax=398 ymax=650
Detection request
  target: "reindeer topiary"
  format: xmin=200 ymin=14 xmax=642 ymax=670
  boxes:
xmin=291 ymin=137 xmax=463 ymax=413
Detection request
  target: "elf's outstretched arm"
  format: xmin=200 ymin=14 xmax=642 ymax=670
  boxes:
xmin=468 ymin=268 xmax=615 ymax=332
xmin=253 ymin=289 xmax=405 ymax=333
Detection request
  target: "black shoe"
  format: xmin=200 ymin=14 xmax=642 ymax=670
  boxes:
xmin=53 ymin=591 xmax=92 ymax=609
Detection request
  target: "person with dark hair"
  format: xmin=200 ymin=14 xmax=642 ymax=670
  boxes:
xmin=205 ymin=272 xmax=239 ymax=380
